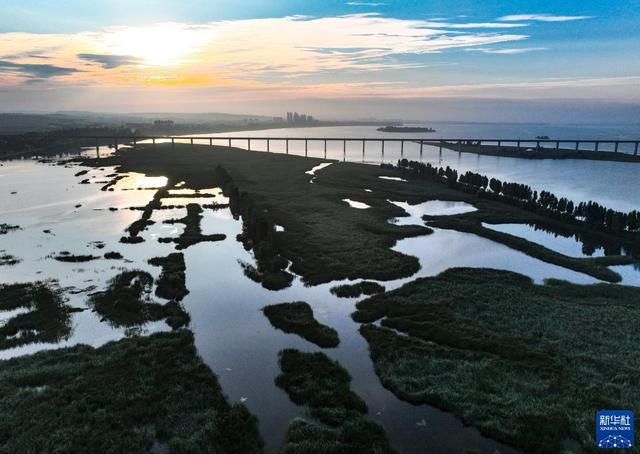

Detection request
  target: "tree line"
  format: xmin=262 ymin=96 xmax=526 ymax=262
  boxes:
xmin=393 ymin=159 xmax=640 ymax=237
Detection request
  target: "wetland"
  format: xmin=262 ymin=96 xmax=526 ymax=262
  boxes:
xmin=0 ymin=140 xmax=638 ymax=453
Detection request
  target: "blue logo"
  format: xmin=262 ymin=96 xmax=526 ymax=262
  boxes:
xmin=597 ymin=410 xmax=634 ymax=449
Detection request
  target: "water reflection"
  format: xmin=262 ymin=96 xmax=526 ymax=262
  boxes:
xmin=483 ymin=222 xmax=606 ymax=258
xmin=389 ymin=200 xmax=476 ymax=225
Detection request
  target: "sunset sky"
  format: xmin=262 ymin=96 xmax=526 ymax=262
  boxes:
xmin=0 ymin=0 xmax=638 ymax=119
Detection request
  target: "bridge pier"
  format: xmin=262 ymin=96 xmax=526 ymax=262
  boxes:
xmin=497 ymin=140 xmax=501 ymax=153
xmin=614 ymin=141 xmax=619 ymax=153
xmin=595 ymin=141 xmax=599 ymax=152
xmin=343 ymin=139 xmax=346 ymax=162
xmin=248 ymin=138 xmax=251 ymax=151
xmin=324 ymin=139 xmax=327 ymax=159
xmin=362 ymin=139 xmax=366 ymax=161
xmin=228 ymin=138 xmax=231 ymax=148
xmin=575 ymin=141 xmax=580 ymax=152
xmin=420 ymin=140 xmax=423 ymax=158
xmin=516 ymin=140 xmax=521 ymax=151
xmin=381 ymin=140 xmax=385 ymax=160
xmin=305 ymin=139 xmax=308 ymax=157
xmin=209 ymin=138 xmax=213 ymax=146
xmin=171 ymin=138 xmax=175 ymax=149
xmin=114 ymin=137 xmax=118 ymax=152
xmin=267 ymin=139 xmax=270 ymax=152
xmin=400 ymin=140 xmax=404 ymax=157
xmin=555 ymin=141 xmax=560 ymax=151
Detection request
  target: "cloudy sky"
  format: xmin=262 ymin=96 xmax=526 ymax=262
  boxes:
xmin=0 ymin=0 xmax=638 ymax=120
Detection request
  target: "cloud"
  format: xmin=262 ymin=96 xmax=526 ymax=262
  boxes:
xmin=77 ymin=53 xmax=141 ymax=68
xmin=498 ymin=14 xmax=592 ymax=22
xmin=0 ymin=13 xmax=573 ymax=94
xmin=467 ymin=47 xmax=547 ymax=54
xmin=0 ymin=60 xmax=78 ymax=79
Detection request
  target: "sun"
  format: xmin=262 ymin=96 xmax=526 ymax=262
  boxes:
xmin=103 ymin=23 xmax=211 ymax=66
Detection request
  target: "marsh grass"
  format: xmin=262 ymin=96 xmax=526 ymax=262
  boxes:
xmin=0 ymin=282 xmax=77 ymax=350
xmin=161 ymin=203 xmax=226 ymax=249
xmin=89 ymin=270 xmax=189 ymax=329
xmin=0 ymin=252 xmax=20 ymax=266
xmin=263 ymin=302 xmax=339 ymax=348
xmin=353 ymin=268 xmax=640 ymax=453
xmin=276 ymin=349 xmax=396 ymax=453
xmin=330 ymin=281 xmax=385 ymax=298
xmin=0 ymin=223 xmax=20 ymax=235
xmin=0 ymin=330 xmax=263 ymax=453
xmin=53 ymin=253 xmax=99 ymax=262
xmin=148 ymin=253 xmax=189 ymax=301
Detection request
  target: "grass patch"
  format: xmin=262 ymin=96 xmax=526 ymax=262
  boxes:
xmin=0 ymin=224 xmax=20 ymax=235
xmin=0 ymin=282 xmax=77 ymax=350
xmin=0 ymin=330 xmax=263 ymax=453
xmin=263 ymin=302 xmax=339 ymax=348
xmin=148 ymin=253 xmax=189 ymax=301
xmin=161 ymin=203 xmax=226 ymax=250
xmin=353 ymin=268 xmax=640 ymax=453
xmin=330 ymin=281 xmax=385 ymax=298
xmin=53 ymin=253 xmax=99 ymax=262
xmin=0 ymin=252 xmax=20 ymax=266
xmin=276 ymin=349 xmax=396 ymax=453
xmin=89 ymin=270 xmax=189 ymax=329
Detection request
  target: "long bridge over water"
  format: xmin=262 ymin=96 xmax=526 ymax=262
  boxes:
xmin=65 ymin=135 xmax=640 ymax=161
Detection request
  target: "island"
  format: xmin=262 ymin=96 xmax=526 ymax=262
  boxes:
xmin=377 ymin=126 xmax=436 ymax=133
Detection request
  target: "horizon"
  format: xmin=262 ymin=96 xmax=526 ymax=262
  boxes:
xmin=1 ymin=1 xmax=639 ymax=123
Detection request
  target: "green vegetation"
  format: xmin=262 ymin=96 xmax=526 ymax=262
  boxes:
xmin=148 ymin=252 xmax=189 ymax=301
xmin=120 ymin=188 xmax=166 ymax=244
xmin=353 ymin=268 xmax=640 ymax=453
xmin=0 ymin=330 xmax=263 ymax=453
xmin=276 ymin=349 xmax=396 ymax=453
xmin=0 ymin=223 xmax=20 ymax=235
xmin=0 ymin=252 xmax=20 ymax=266
xmin=0 ymin=282 xmax=78 ymax=350
xmin=161 ymin=203 xmax=226 ymax=249
xmin=89 ymin=270 xmax=189 ymax=329
xmin=263 ymin=302 xmax=339 ymax=348
xmin=53 ymin=252 xmax=99 ymax=262
xmin=231 ymin=185 xmax=294 ymax=290
xmin=330 ymin=281 xmax=385 ymax=298
xmin=103 ymin=251 xmax=123 ymax=259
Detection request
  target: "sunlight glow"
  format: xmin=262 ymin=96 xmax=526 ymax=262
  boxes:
xmin=102 ymin=24 xmax=211 ymax=66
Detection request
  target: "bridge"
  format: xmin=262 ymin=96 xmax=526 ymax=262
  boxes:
xmin=65 ymin=135 xmax=640 ymax=162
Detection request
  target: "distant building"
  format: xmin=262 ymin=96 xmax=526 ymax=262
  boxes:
xmin=286 ymin=112 xmax=316 ymax=124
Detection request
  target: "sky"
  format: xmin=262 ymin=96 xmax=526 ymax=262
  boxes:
xmin=0 ymin=0 xmax=639 ymax=121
